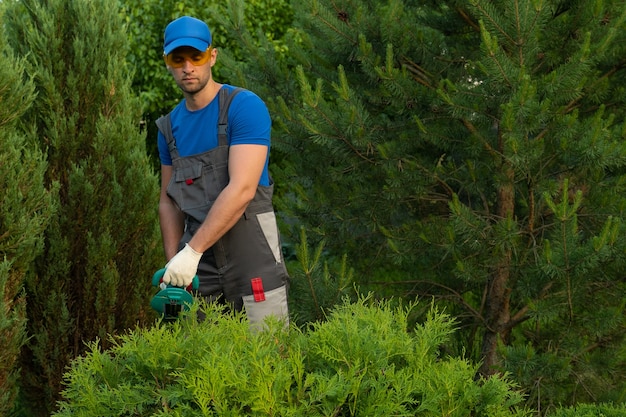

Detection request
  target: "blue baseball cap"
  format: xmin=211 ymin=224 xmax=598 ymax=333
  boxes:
xmin=163 ymin=16 xmax=212 ymax=55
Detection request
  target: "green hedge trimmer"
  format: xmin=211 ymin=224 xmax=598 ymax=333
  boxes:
xmin=150 ymin=268 xmax=199 ymax=320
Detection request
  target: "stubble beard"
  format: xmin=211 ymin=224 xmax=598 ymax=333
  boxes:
xmin=178 ymin=74 xmax=210 ymax=96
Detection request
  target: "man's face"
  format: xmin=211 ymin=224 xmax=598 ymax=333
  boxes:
xmin=165 ymin=46 xmax=216 ymax=95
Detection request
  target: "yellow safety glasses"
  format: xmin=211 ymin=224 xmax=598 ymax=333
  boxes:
xmin=164 ymin=47 xmax=212 ymax=68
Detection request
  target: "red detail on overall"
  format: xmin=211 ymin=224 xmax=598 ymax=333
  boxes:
xmin=185 ymin=178 xmax=194 ymax=185
xmin=251 ymin=278 xmax=265 ymax=302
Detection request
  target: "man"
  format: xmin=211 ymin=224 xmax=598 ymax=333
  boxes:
xmin=156 ymin=16 xmax=289 ymax=327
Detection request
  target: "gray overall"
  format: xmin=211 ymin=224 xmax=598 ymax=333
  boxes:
xmin=156 ymin=88 xmax=289 ymax=326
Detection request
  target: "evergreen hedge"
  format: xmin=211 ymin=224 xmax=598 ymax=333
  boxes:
xmin=4 ymin=0 xmax=162 ymax=413
xmin=546 ymin=403 xmax=626 ymax=417
xmin=0 ymin=9 xmax=56 ymax=415
xmin=54 ymin=298 xmax=530 ymax=416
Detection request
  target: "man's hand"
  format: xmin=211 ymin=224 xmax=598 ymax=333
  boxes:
xmin=163 ymin=243 xmax=203 ymax=287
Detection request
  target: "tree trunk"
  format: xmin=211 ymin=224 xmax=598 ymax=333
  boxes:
xmin=479 ymin=164 xmax=514 ymax=376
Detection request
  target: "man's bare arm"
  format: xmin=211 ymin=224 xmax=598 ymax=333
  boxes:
xmin=159 ymin=164 xmax=185 ymax=260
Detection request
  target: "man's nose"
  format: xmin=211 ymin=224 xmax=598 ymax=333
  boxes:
xmin=182 ymin=59 xmax=195 ymax=71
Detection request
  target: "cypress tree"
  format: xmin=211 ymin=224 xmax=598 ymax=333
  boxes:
xmin=4 ymin=0 xmax=161 ymax=414
xmin=221 ymin=0 xmax=626 ymax=409
xmin=0 ymin=8 xmax=56 ymax=414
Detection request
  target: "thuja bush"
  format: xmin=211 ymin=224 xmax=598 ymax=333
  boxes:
xmin=54 ymin=298 xmax=530 ymax=416
xmin=546 ymin=403 xmax=626 ymax=417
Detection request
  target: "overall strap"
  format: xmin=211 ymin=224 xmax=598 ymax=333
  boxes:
xmin=218 ymin=87 xmax=244 ymax=146
xmin=155 ymin=113 xmax=180 ymax=160
xmin=155 ymin=86 xmax=245 ymax=158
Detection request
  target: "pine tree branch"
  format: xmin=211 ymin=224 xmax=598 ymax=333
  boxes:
xmin=460 ymin=118 xmax=501 ymax=159
xmin=306 ymin=106 xmax=377 ymax=164
xmin=560 ymin=219 xmax=575 ymax=321
xmin=410 ymin=158 xmax=456 ymax=198
xmin=527 ymin=177 xmax=536 ymax=234
xmin=311 ymin=3 xmax=356 ymax=47
xmin=535 ymin=58 xmax=626 ymax=142
xmin=468 ymin=1 xmax=517 ymax=47
xmin=507 ymin=282 xmax=554 ymax=332
xmin=370 ymin=279 xmax=485 ymax=324
xmin=506 ymin=308 xmax=531 ymax=330
xmin=400 ymin=55 xmax=434 ymax=89
xmin=455 ymin=7 xmax=480 ymax=32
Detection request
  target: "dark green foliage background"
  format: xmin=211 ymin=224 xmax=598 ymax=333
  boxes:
xmin=213 ymin=0 xmax=626 ymax=412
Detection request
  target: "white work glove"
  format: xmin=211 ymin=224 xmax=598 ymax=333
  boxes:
xmin=163 ymin=243 xmax=203 ymax=287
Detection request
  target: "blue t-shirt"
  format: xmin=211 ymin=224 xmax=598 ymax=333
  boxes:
xmin=158 ymin=85 xmax=272 ymax=186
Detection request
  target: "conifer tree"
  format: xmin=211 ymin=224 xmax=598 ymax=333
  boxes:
xmin=220 ymin=0 xmax=626 ymax=409
xmin=0 ymin=9 xmax=56 ymax=415
xmin=4 ymin=0 xmax=162 ymax=414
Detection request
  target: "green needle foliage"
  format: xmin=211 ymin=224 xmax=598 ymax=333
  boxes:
xmin=216 ymin=0 xmax=626 ymax=411
xmin=287 ymin=227 xmax=358 ymax=326
xmin=4 ymin=0 xmax=162 ymax=414
xmin=54 ymin=298 xmax=530 ymax=417
xmin=0 ymin=10 xmax=56 ymax=415
xmin=546 ymin=403 xmax=626 ymax=417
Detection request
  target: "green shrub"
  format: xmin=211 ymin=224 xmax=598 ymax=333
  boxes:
xmin=546 ymin=403 xmax=626 ymax=417
xmin=5 ymin=0 xmax=161 ymax=413
xmin=54 ymin=297 xmax=530 ymax=416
